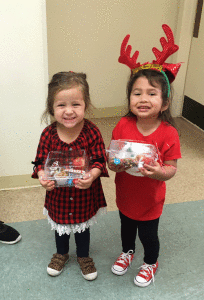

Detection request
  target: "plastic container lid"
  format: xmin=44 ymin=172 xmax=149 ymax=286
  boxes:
xmin=43 ymin=150 xmax=90 ymax=187
xmin=107 ymin=140 xmax=158 ymax=176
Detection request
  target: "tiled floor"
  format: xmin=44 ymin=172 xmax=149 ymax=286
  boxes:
xmin=1 ymin=201 xmax=204 ymax=300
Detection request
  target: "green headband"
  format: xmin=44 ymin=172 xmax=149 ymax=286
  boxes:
xmin=161 ymin=70 xmax=170 ymax=98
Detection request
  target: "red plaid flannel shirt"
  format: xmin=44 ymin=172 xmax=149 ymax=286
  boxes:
xmin=32 ymin=119 xmax=109 ymax=224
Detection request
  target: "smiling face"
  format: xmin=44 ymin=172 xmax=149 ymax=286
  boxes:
xmin=53 ymin=86 xmax=86 ymax=131
xmin=130 ymin=76 xmax=168 ymax=121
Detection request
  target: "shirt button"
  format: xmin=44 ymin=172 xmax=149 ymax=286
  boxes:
xmin=70 ymin=197 xmax=73 ymax=200
xmin=69 ymin=213 xmax=72 ymax=216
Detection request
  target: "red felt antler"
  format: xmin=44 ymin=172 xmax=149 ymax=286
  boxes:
xmin=118 ymin=34 xmax=141 ymax=69
xmin=152 ymin=24 xmax=179 ymax=65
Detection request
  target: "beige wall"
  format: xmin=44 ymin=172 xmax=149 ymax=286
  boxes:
xmin=46 ymin=0 xmax=181 ymax=112
xmin=170 ymin=0 xmax=197 ymax=116
xmin=184 ymin=7 xmax=204 ymax=106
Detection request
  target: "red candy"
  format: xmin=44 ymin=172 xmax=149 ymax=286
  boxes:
xmin=72 ymin=157 xmax=86 ymax=170
xmin=139 ymin=155 xmax=153 ymax=165
xmin=73 ymin=178 xmax=79 ymax=185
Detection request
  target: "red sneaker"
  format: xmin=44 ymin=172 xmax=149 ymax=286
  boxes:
xmin=134 ymin=261 xmax=158 ymax=287
xmin=111 ymin=250 xmax=134 ymax=275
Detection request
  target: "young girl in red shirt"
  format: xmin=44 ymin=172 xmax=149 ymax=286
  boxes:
xmin=32 ymin=71 xmax=108 ymax=280
xmin=109 ymin=25 xmax=182 ymax=287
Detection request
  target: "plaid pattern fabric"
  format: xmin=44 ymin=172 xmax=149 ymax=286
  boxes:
xmin=32 ymin=119 xmax=109 ymax=224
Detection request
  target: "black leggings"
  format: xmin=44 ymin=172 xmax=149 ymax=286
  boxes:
xmin=55 ymin=228 xmax=90 ymax=257
xmin=119 ymin=211 xmax=160 ymax=265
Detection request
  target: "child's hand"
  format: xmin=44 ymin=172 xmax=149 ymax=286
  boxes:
xmin=38 ymin=170 xmax=55 ymax=191
xmin=74 ymin=167 xmax=102 ymax=189
xmin=74 ymin=172 xmax=93 ymax=189
xmin=139 ymin=161 xmax=162 ymax=178
xmin=139 ymin=160 xmax=177 ymax=181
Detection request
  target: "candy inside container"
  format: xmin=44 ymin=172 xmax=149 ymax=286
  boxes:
xmin=43 ymin=150 xmax=90 ymax=187
xmin=107 ymin=140 xmax=158 ymax=176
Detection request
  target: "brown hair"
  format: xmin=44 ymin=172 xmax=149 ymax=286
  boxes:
xmin=125 ymin=69 xmax=177 ymax=129
xmin=41 ymin=71 xmax=91 ymax=124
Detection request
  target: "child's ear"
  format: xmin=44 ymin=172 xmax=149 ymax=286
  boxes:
xmin=161 ymin=100 xmax=169 ymax=113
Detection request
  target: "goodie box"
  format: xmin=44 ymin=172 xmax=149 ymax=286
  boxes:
xmin=107 ymin=140 xmax=158 ymax=176
xmin=44 ymin=150 xmax=90 ymax=187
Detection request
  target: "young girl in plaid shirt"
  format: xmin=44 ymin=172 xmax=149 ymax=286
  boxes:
xmin=32 ymin=71 xmax=108 ymax=280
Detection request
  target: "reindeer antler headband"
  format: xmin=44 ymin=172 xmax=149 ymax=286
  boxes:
xmin=118 ymin=24 xmax=181 ymax=96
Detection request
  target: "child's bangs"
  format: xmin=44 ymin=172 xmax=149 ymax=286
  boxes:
xmin=145 ymin=71 xmax=163 ymax=89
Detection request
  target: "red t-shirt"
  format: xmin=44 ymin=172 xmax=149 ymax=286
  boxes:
xmin=112 ymin=117 xmax=181 ymax=221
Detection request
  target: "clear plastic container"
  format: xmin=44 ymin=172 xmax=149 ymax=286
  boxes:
xmin=43 ymin=150 xmax=90 ymax=187
xmin=107 ymin=140 xmax=158 ymax=176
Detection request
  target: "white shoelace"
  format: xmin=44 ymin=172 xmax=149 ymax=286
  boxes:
xmin=117 ymin=250 xmax=134 ymax=266
xmin=138 ymin=263 xmax=156 ymax=283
